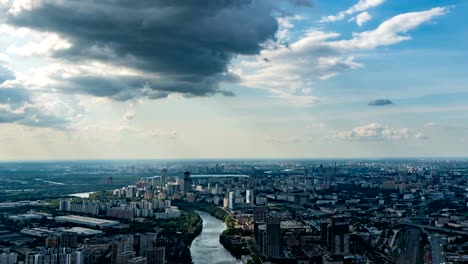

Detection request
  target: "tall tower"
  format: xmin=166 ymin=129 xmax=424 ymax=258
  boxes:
xmin=147 ymin=247 xmax=165 ymax=264
xmin=160 ymin=168 xmax=167 ymax=190
xmin=327 ymin=215 xmax=350 ymax=255
xmin=228 ymin=191 xmax=235 ymax=210
xmin=254 ymin=206 xmax=268 ymax=241
xmin=182 ymin=171 xmax=192 ymax=194
xmin=246 ymin=189 xmax=254 ymax=204
xmin=266 ymin=214 xmax=281 ymax=259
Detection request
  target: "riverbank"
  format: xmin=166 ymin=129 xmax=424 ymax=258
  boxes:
xmin=175 ymin=201 xmax=252 ymax=260
xmin=191 ymin=211 xmax=241 ymax=264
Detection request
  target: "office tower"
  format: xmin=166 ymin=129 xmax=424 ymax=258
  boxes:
xmin=147 ymin=247 xmax=165 ymax=264
xmin=111 ymin=235 xmax=134 ymax=264
xmin=160 ymin=168 xmax=167 ymax=189
xmin=24 ymin=249 xmax=86 ymax=264
xmin=116 ymin=251 xmax=136 ymax=264
xmin=248 ymin=174 xmax=255 ymax=189
xmin=246 ymin=189 xmax=254 ymax=204
xmin=59 ymin=232 xmax=78 ymax=248
xmin=320 ymin=222 xmax=329 ymax=245
xmin=266 ymin=214 xmax=281 ymax=259
xmin=181 ymin=171 xmax=192 ymax=194
xmin=136 ymin=233 xmax=158 ymax=257
xmin=129 ymin=256 xmax=148 ymax=264
xmin=254 ymin=206 xmax=268 ymax=222
xmin=254 ymin=206 xmax=268 ymax=241
xmin=257 ymin=224 xmax=267 ymax=256
xmin=327 ymin=215 xmax=350 ymax=255
xmin=228 ymin=191 xmax=235 ymax=210
xmin=0 ymin=253 xmax=17 ymax=264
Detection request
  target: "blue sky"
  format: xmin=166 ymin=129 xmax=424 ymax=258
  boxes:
xmin=0 ymin=0 xmax=467 ymax=160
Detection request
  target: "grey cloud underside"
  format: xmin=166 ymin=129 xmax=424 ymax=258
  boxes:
xmin=0 ymin=65 xmax=15 ymax=84
xmin=7 ymin=0 xmax=280 ymax=99
xmin=0 ymin=87 xmax=73 ymax=129
xmin=368 ymin=99 xmax=393 ymax=106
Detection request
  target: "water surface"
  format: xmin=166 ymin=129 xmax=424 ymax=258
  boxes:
xmin=191 ymin=211 xmax=241 ymax=264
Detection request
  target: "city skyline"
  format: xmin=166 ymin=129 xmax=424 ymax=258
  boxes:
xmin=1 ymin=0 xmax=468 ymax=160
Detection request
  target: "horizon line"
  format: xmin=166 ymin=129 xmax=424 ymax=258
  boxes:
xmin=1 ymin=156 xmax=468 ymax=163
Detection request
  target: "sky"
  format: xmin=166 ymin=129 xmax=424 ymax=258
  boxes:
xmin=0 ymin=0 xmax=467 ymax=160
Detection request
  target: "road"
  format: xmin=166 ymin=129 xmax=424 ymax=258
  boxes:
xmin=399 ymin=228 xmax=421 ymax=264
xmin=430 ymin=236 xmax=445 ymax=264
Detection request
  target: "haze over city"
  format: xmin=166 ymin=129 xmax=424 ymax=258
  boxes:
xmin=1 ymin=0 xmax=467 ymax=160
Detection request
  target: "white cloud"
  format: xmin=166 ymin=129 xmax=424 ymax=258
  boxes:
xmin=7 ymin=34 xmax=72 ymax=56
xmin=335 ymin=123 xmax=411 ymax=141
xmin=415 ymin=132 xmax=428 ymax=140
xmin=1 ymin=0 xmax=37 ymax=15
xmin=321 ymin=0 xmax=385 ymax=23
xmin=330 ymin=7 xmax=447 ymax=50
xmin=122 ymin=104 xmax=136 ymax=121
xmin=276 ymin=15 xmax=304 ymax=42
xmin=355 ymin=11 xmax=372 ymax=27
xmin=425 ymin=122 xmax=436 ymax=127
xmin=237 ymin=7 xmax=447 ymax=106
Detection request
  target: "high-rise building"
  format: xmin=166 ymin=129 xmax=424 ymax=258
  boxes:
xmin=254 ymin=206 xmax=268 ymax=241
xmin=0 ymin=253 xmax=17 ymax=264
xmin=254 ymin=206 xmax=268 ymax=222
xmin=246 ymin=189 xmax=254 ymax=204
xmin=265 ymin=214 xmax=281 ymax=259
xmin=181 ymin=171 xmax=192 ymax=194
xmin=257 ymin=224 xmax=267 ymax=256
xmin=24 ymin=248 xmax=86 ymax=264
xmin=248 ymin=174 xmax=256 ymax=189
xmin=228 ymin=191 xmax=235 ymax=210
xmin=116 ymin=251 xmax=136 ymax=264
xmin=136 ymin=233 xmax=158 ymax=258
xmin=45 ymin=236 xmax=59 ymax=248
xmin=146 ymin=247 xmax=165 ymax=264
xmin=111 ymin=235 xmax=134 ymax=264
xmin=320 ymin=221 xmax=329 ymax=245
xmin=327 ymin=215 xmax=350 ymax=255
xmin=160 ymin=169 xmax=167 ymax=190
xmin=59 ymin=232 xmax=78 ymax=248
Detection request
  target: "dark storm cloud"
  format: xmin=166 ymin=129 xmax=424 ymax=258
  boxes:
xmin=368 ymin=99 xmax=393 ymax=106
xmin=5 ymin=0 xmax=281 ymax=99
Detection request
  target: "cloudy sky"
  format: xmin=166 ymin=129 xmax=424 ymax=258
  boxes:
xmin=0 ymin=0 xmax=467 ymax=160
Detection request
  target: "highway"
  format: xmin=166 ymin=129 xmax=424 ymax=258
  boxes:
xmin=399 ymin=228 xmax=421 ymax=264
xmin=430 ymin=236 xmax=445 ymax=264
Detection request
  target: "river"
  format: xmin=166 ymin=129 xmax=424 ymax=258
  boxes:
xmin=191 ymin=211 xmax=241 ymax=264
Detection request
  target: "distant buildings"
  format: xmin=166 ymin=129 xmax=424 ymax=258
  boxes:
xmin=59 ymin=232 xmax=78 ymax=248
xmin=0 ymin=253 xmax=17 ymax=264
xmin=24 ymin=248 xmax=87 ymax=264
xmin=55 ymin=215 xmax=119 ymax=228
xmin=146 ymin=247 xmax=165 ymax=264
xmin=116 ymin=251 xmax=136 ymax=264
